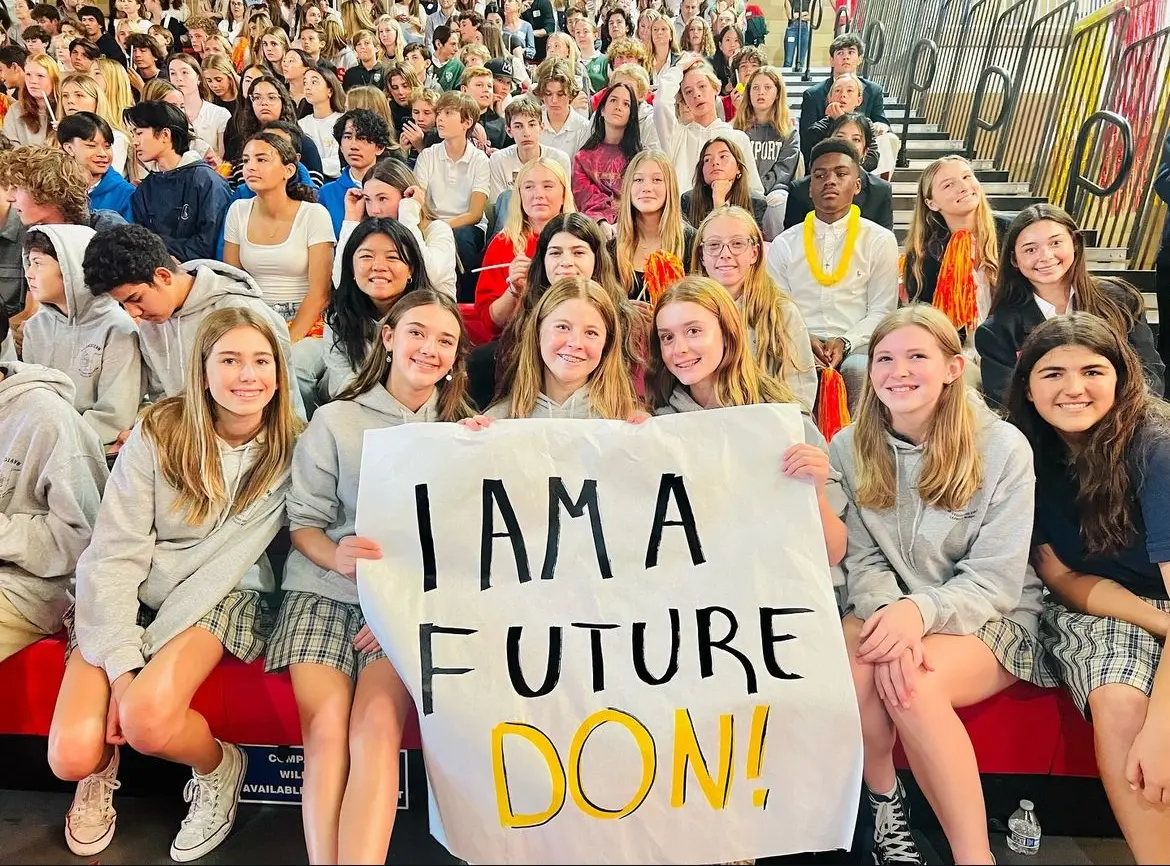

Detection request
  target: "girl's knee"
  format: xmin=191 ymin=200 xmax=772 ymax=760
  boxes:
xmin=117 ymin=689 xmax=182 ymax=757
xmin=47 ymin=730 xmax=108 ymax=782
xmin=1088 ymin=684 xmax=1148 ymax=746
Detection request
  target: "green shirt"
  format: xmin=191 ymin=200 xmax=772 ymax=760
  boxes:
xmin=585 ymin=54 xmax=609 ymax=94
xmin=437 ymin=58 xmax=465 ymax=91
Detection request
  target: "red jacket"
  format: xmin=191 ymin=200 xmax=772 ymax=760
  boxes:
xmin=465 ymin=232 xmax=540 ymax=345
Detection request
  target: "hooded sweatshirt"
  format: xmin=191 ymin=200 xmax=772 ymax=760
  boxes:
xmin=138 ymin=259 xmax=306 ymax=418
xmin=89 ymin=167 xmax=136 ymax=224
xmin=284 ymin=387 xmax=440 ymax=604
xmin=484 ymin=387 xmax=599 ymax=419
xmin=0 ymin=362 xmax=107 ymax=633
xmin=22 ymin=225 xmax=143 ymax=447
xmin=130 ymin=151 xmax=232 ymax=262
xmin=74 ymin=423 xmax=290 ymax=683
xmin=829 ymin=410 xmax=1044 ymax=637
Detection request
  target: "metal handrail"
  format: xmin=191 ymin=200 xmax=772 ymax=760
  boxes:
xmin=802 ymin=0 xmax=827 ymax=82
xmin=896 ymin=38 xmax=938 ymax=168
xmin=963 ymin=65 xmax=1012 ymax=157
xmin=1063 ymin=110 xmax=1134 ymax=214
xmin=861 ymin=18 xmax=885 ymax=72
xmin=833 ymin=5 xmax=850 ymax=37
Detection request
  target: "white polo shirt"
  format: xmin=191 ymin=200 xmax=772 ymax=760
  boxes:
xmin=539 ymin=107 xmax=591 ymax=163
xmin=414 ymin=140 xmax=491 ymax=230
xmin=487 ymin=143 xmax=571 ymax=201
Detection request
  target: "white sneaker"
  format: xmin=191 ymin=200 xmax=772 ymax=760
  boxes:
xmin=65 ymin=745 xmax=121 ymax=856
xmin=169 ymin=741 xmax=248 ymax=863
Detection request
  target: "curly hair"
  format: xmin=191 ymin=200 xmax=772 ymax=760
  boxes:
xmin=82 ymin=223 xmax=174 ymax=297
xmin=332 ymin=108 xmax=391 ymax=148
xmin=0 ymin=145 xmax=90 ymax=224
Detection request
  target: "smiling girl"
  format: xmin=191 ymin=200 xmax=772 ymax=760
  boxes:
xmin=269 ymin=289 xmax=473 ymax=865
xmin=976 ymin=204 xmax=1164 ymax=408
xmin=1005 ymin=314 xmax=1170 ymax=862
xmin=831 ymin=304 xmax=1048 ymax=866
xmin=48 ymin=308 xmax=299 ymax=862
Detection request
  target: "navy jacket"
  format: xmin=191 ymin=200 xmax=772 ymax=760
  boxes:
xmin=131 ymin=153 xmax=231 ymax=262
xmin=799 ymin=75 xmax=889 ymax=165
xmin=783 ymin=170 xmax=893 ymax=231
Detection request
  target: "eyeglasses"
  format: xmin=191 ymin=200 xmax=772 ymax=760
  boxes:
xmin=701 ymin=237 xmax=756 ymax=257
xmin=250 ymin=93 xmax=281 ymax=104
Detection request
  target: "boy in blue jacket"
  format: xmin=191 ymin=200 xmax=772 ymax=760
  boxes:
xmin=58 ymin=112 xmax=135 ymax=224
xmin=126 ymin=102 xmax=231 ymax=262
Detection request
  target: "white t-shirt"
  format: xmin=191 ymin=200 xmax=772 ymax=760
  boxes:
xmin=192 ymin=101 xmax=231 ymax=158
xmin=299 ymin=112 xmax=343 ymax=180
xmin=224 ymin=199 xmax=336 ymax=306
xmin=487 ymin=143 xmax=570 ymax=202
xmin=414 ymin=141 xmax=491 ymax=228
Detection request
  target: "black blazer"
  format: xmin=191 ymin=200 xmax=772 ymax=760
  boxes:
xmin=903 ymin=213 xmax=1013 ymax=306
xmin=799 ymin=76 xmax=889 ymax=165
xmin=975 ymin=283 xmax=1166 ymax=409
xmin=783 ymin=171 xmax=894 ymax=231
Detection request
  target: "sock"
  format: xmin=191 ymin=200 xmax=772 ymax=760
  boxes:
xmin=872 ymin=782 xmax=898 ymax=800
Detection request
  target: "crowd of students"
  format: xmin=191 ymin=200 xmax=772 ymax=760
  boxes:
xmin=0 ymin=0 xmax=1167 ymax=864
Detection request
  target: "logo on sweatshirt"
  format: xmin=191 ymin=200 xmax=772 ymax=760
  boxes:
xmin=180 ymin=204 xmax=191 ymax=222
xmin=0 ymin=456 xmax=19 ymax=507
xmin=76 ymin=343 xmax=103 ymax=379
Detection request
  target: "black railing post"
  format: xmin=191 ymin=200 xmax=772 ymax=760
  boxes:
xmin=1063 ymin=110 xmax=1134 ymax=215
xmin=834 ymin=5 xmax=850 ymax=37
xmin=963 ymin=65 xmax=1013 ymax=158
xmin=896 ymin=38 xmax=939 ymax=168
xmin=802 ymin=0 xmax=826 ymax=82
xmin=861 ymin=19 xmax=885 ymax=77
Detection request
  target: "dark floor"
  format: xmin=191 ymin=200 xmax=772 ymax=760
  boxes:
xmin=0 ymin=787 xmax=1135 ymax=865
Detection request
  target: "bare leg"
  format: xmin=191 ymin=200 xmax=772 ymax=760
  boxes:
xmin=48 ymin=649 xmax=115 ymax=782
xmin=843 ymin=615 xmax=899 ymax=793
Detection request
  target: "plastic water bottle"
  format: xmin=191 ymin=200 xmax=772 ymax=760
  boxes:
xmin=1007 ymin=799 xmax=1041 ymax=855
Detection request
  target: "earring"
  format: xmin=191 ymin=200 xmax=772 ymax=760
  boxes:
xmin=445 ymin=373 xmax=453 ymax=381
xmin=386 ymin=351 xmax=393 ymax=363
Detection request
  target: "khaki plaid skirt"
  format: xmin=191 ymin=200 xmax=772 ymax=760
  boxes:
xmin=264 ymin=590 xmax=386 ymax=679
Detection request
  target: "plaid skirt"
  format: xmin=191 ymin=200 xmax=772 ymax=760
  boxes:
xmin=264 ymin=590 xmax=386 ymax=679
xmin=63 ymin=590 xmax=269 ymax=665
xmin=974 ymin=615 xmax=1059 ymax=689
xmin=1041 ymin=598 xmax=1169 ymax=718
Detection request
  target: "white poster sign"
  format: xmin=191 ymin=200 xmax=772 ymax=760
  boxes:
xmin=357 ymin=403 xmax=862 ymax=865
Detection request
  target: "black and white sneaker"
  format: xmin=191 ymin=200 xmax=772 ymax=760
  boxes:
xmin=868 ymin=779 xmax=923 ymax=865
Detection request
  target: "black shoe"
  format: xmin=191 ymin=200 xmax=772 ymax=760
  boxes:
xmin=868 ymin=779 xmax=923 ymax=865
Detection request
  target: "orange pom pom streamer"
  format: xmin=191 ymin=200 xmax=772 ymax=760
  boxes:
xmin=644 ymin=250 xmax=686 ymax=306
xmin=932 ymin=230 xmax=977 ymax=330
xmin=816 ymin=366 xmax=851 ymax=442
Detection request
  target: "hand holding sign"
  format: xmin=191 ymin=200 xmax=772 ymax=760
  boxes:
xmin=355 ymin=405 xmax=862 ymax=865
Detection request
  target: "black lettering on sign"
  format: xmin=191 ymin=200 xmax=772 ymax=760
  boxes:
xmin=632 ymin=608 xmax=681 ymax=685
xmin=570 ymin=622 xmax=620 ymax=692
xmin=415 ymin=483 xmax=438 ymax=592
xmin=507 ymin=625 xmax=562 ymax=697
xmin=419 ymin=623 xmax=477 ymax=715
xmin=645 ymin=474 xmax=705 ymax=569
xmin=480 ymin=479 xmax=531 ymax=590
xmin=759 ymin=607 xmax=812 ymax=681
xmin=696 ymin=607 xmax=757 ymax=694
xmin=541 ymin=477 xmax=613 ymax=581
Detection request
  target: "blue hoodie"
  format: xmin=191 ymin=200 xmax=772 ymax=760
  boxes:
xmin=318 ymin=170 xmax=360 ymax=237
xmin=131 ymin=151 xmax=231 ymax=262
xmin=89 ymin=168 xmax=135 ymax=224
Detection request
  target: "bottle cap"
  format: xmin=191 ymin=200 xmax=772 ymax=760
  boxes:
xmin=1020 ymin=799 xmax=1034 ymax=811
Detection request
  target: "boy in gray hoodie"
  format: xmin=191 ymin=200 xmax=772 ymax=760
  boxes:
xmin=82 ymin=223 xmax=306 ymax=420
xmin=21 ymin=224 xmax=142 ymax=450
xmin=0 ymin=354 xmax=108 ymax=661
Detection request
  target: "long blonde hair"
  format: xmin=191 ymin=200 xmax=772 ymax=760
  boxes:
xmin=500 ymin=277 xmax=638 ymax=419
xmin=95 ymin=58 xmax=135 ymax=125
xmin=693 ymin=206 xmax=809 ymax=395
xmin=341 ymin=0 xmax=377 ymax=38
xmin=138 ymin=308 xmax=300 ymax=526
xmin=61 ymin=73 xmax=128 ymax=137
xmin=336 ymin=289 xmax=475 ymax=421
xmin=853 ymin=305 xmax=983 ymax=511
xmin=733 ymin=66 xmax=791 ymax=134
xmin=500 ymin=156 xmax=576 ymax=250
xmin=19 ymin=54 xmax=60 ymax=135
xmin=647 ymin=275 xmax=795 ymax=409
xmin=903 ymin=155 xmax=999 ymax=300
xmin=615 ymin=149 xmax=686 ymax=291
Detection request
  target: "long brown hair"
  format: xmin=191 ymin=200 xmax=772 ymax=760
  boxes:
xmin=19 ymin=53 xmax=60 ymax=135
xmin=647 ymin=275 xmax=794 ymax=410
xmin=498 ymin=277 xmax=638 ymax=419
xmin=139 ymin=308 xmax=300 ymax=526
xmin=687 ymin=135 xmax=752 ymax=228
xmin=1005 ymin=312 xmax=1170 ymax=555
xmin=990 ymin=203 xmax=1140 ymax=338
xmin=853 ymin=305 xmax=983 ymax=511
xmin=336 ymin=289 xmax=475 ymax=421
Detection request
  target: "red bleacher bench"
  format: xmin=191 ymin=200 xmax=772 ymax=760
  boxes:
xmin=2 ymin=636 xmax=1093 ymax=776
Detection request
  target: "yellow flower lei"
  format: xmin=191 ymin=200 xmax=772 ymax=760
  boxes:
xmin=804 ymin=205 xmax=862 ymax=287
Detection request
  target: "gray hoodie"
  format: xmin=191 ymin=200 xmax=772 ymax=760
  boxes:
xmin=284 ymin=386 xmax=440 ymax=604
xmin=140 ymin=259 xmax=306 ymax=418
xmin=0 ymin=362 xmax=107 ymax=633
xmin=74 ymin=424 xmax=290 ymax=683
xmin=22 ymin=225 xmax=143 ymax=447
xmin=484 ymin=387 xmax=599 ymax=419
xmin=829 ymin=411 xmax=1044 ymax=637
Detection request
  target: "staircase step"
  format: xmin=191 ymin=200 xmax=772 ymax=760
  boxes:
xmin=891 ymin=169 xmax=1009 ymax=183
xmin=1084 ymin=247 xmax=1130 ymax=263
xmin=902 ymin=140 xmax=968 ymax=153
xmin=891 ymin=181 xmax=1032 ymax=195
xmin=906 ymin=158 xmax=993 ymax=170
xmin=1097 ymin=270 xmax=1156 ymax=291
xmin=894 ymin=194 xmax=1045 ymax=211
